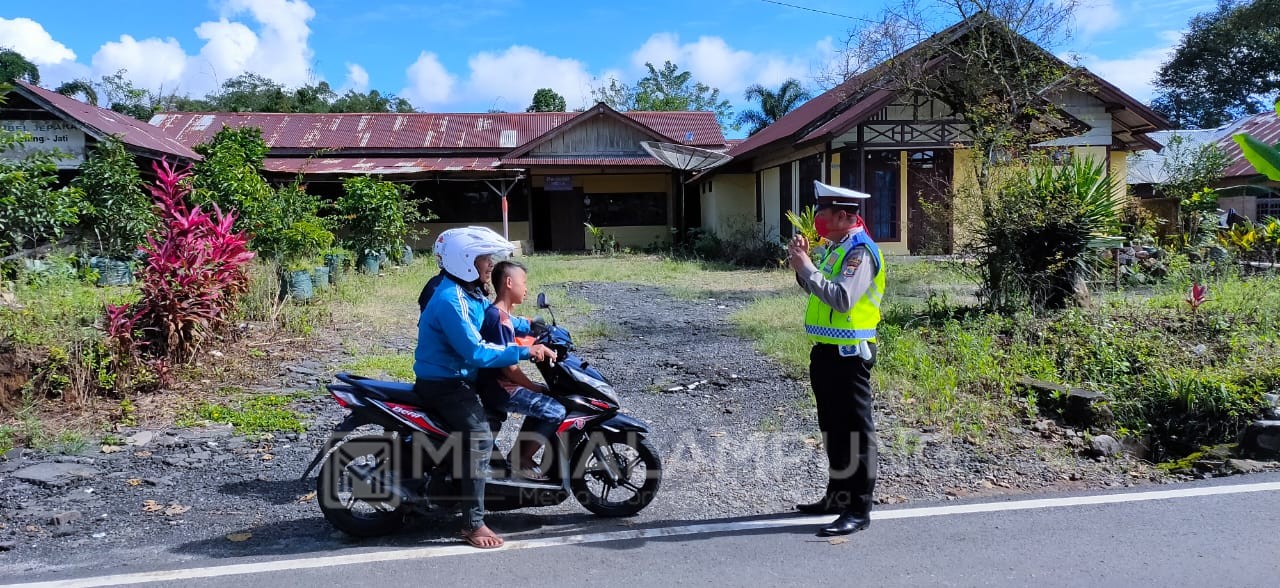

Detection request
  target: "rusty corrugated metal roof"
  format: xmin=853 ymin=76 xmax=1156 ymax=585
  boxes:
xmin=263 ymin=157 xmax=505 ymax=174
xmin=12 ymin=81 xmax=200 ymax=161
xmin=150 ymin=109 xmax=725 ymax=152
xmin=500 ymin=157 xmax=666 ymax=167
xmin=1219 ymin=109 xmax=1280 ymax=178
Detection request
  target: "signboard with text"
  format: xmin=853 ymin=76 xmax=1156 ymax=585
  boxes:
xmin=543 ymin=175 xmax=574 ymax=191
xmin=1 ymin=119 xmax=86 ymax=168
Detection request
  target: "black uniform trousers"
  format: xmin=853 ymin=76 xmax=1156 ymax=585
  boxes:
xmin=809 ymin=342 xmax=878 ymax=515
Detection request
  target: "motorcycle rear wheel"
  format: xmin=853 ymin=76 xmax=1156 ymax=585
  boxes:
xmin=571 ymin=433 xmax=662 ymax=517
xmin=316 ymin=434 xmax=409 ymax=537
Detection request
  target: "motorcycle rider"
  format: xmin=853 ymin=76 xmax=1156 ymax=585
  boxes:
xmin=478 ymin=260 xmax=567 ymax=481
xmin=415 ymin=226 xmax=556 ymax=549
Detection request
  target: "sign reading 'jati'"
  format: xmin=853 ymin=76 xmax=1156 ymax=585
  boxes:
xmin=1 ymin=119 xmax=86 ymax=168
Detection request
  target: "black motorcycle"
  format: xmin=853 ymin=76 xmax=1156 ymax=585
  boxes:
xmin=302 ymin=293 xmax=662 ymax=537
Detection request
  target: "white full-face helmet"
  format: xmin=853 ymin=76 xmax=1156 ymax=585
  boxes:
xmin=433 ymin=226 xmax=514 ymax=282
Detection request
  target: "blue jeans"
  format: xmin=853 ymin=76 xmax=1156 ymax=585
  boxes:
xmin=505 ymin=387 xmax=566 ymax=445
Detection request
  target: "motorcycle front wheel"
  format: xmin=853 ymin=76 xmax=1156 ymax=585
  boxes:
xmin=571 ymin=433 xmax=662 ymax=517
xmin=316 ymin=434 xmax=409 ymax=537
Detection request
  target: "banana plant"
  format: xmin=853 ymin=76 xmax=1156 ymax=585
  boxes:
xmin=1233 ymin=101 xmax=1280 ymax=181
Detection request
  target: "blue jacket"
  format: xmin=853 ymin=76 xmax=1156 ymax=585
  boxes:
xmin=413 ymin=276 xmax=532 ymax=381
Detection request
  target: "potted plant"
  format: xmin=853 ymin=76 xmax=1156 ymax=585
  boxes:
xmin=279 ymin=219 xmax=333 ymax=302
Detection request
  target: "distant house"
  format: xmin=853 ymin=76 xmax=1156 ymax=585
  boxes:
xmin=1128 ymin=108 xmax=1280 ymax=223
xmin=697 ymin=19 xmax=1170 ymax=255
xmin=151 ymin=104 xmax=727 ymax=252
xmin=0 ymin=81 xmax=199 ymax=180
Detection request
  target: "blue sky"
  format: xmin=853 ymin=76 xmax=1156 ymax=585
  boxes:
xmin=3 ymin=0 xmax=1214 ymax=125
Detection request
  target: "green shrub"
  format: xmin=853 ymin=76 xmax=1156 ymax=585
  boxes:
xmin=335 ymin=176 xmax=424 ymax=257
xmin=974 ymin=157 xmax=1122 ymax=312
xmin=73 ymin=138 xmax=154 ymax=258
xmin=191 ymin=129 xmax=333 ymax=264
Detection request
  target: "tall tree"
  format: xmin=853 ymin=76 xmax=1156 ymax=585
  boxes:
xmin=1152 ymin=0 xmax=1280 ymax=129
xmin=211 ymin=73 xmax=292 ymax=112
xmin=330 ymin=89 xmax=415 ymax=113
xmin=735 ymin=79 xmax=812 ymax=135
xmin=0 ymin=49 xmax=39 ymax=84
xmin=54 ymin=79 xmax=98 ymax=105
xmin=592 ymin=61 xmax=736 ymax=130
xmin=527 ymin=88 xmax=567 ymax=112
xmin=98 ymin=70 xmax=158 ymax=121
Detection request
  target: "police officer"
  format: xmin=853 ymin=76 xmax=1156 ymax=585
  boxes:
xmin=787 ymin=180 xmax=885 ymax=537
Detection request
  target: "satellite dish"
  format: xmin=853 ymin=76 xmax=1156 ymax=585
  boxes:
xmin=640 ymin=141 xmax=733 ymax=172
xmin=640 ymin=141 xmax=734 ymax=243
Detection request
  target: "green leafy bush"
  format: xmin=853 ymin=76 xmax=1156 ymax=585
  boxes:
xmin=72 ymin=138 xmax=155 ymax=258
xmin=190 ymin=128 xmax=332 ymax=264
xmin=975 ymin=157 xmax=1121 ymax=312
xmin=0 ymin=129 xmax=83 ymax=256
xmin=335 ymin=176 xmax=422 ymax=258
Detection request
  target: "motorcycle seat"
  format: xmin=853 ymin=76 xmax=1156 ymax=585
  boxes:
xmin=335 ymin=373 xmax=421 ymax=406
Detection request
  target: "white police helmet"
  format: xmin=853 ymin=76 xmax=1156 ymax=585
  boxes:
xmin=433 ymin=226 xmax=514 ymax=282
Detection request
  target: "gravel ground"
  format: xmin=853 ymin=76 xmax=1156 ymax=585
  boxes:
xmin=0 ymin=281 xmax=1200 ymax=577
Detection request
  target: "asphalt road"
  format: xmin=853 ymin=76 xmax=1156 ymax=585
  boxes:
xmin=6 ymin=472 xmax=1280 ymax=588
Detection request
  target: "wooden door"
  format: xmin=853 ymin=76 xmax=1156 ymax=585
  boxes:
xmin=548 ymin=188 xmax=586 ymax=251
xmin=906 ymin=149 xmax=953 ymax=255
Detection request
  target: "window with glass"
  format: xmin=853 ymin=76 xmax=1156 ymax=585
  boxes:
xmin=413 ymin=183 xmax=529 ymax=223
xmin=585 ymin=192 xmax=667 ymax=226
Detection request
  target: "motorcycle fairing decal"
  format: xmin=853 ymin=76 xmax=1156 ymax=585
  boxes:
xmin=557 ymin=415 xmax=592 ymax=433
xmin=372 ymin=400 xmax=449 ymax=436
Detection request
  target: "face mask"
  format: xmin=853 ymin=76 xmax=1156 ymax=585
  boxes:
xmin=814 ymin=215 xmax=831 ymax=240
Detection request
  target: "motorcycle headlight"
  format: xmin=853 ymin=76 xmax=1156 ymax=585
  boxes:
xmin=567 ymin=367 xmax=620 ymax=405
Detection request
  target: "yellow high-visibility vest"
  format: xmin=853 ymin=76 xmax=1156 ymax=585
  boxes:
xmin=804 ymin=230 xmax=885 ymax=345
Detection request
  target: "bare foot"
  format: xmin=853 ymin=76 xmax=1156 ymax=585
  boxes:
xmin=462 ymin=524 xmax=504 ymax=549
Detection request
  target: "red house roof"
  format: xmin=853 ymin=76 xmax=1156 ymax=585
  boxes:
xmin=149 ymin=107 xmax=726 ymax=153
xmin=728 ymin=16 xmax=1169 ymax=162
xmin=10 ymin=81 xmax=199 ymax=161
xmin=1219 ymin=109 xmax=1280 ymax=178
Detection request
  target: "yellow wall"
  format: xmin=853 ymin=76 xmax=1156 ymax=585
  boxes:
xmin=1108 ymin=149 xmax=1130 ymax=204
xmin=761 ymin=166 xmax=781 ymax=239
xmin=950 ymin=148 xmax=982 ymax=252
xmin=700 ymin=173 xmax=756 ymax=236
xmin=409 ymin=221 xmax=531 ymax=250
xmin=530 ymin=173 xmax=671 ymax=193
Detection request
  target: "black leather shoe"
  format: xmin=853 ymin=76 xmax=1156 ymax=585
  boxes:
xmin=795 ymin=497 xmax=842 ymax=515
xmin=816 ymin=511 xmax=870 ymax=536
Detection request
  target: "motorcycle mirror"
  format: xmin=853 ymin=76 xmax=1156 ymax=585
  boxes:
xmin=537 ymin=292 xmax=549 ymax=309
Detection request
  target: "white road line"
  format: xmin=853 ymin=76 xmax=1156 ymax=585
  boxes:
xmin=8 ymin=481 xmax=1280 ymax=588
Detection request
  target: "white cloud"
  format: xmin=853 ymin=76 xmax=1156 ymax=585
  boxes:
xmin=630 ymin=33 xmax=811 ymax=97
xmin=402 ymin=52 xmax=456 ymax=106
xmin=67 ymin=0 xmax=319 ymax=97
xmin=91 ymin=35 xmax=188 ymax=92
xmin=1075 ymin=31 xmax=1183 ymax=103
xmin=343 ymin=63 xmax=369 ymax=93
xmin=1074 ymin=0 xmax=1123 ymax=37
xmin=463 ymin=46 xmax=597 ymax=111
xmin=214 ymin=0 xmax=315 ymax=86
xmin=0 ymin=17 xmax=76 ymax=65
xmin=190 ymin=19 xmax=258 ymax=89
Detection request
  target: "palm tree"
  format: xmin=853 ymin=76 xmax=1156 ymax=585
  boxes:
xmin=55 ymin=80 xmax=98 ymax=106
xmin=735 ymin=79 xmax=812 ymax=136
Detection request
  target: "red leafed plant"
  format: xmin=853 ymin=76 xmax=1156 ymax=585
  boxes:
xmin=1185 ymin=282 xmax=1208 ymax=313
xmin=105 ymin=159 xmax=254 ymax=372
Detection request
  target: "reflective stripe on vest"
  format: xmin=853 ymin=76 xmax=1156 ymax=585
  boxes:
xmin=803 ymin=230 xmax=885 ymax=345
